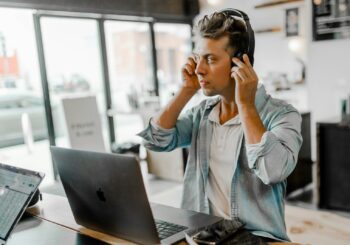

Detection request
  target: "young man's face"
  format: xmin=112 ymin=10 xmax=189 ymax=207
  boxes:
xmin=193 ymin=35 xmax=234 ymax=97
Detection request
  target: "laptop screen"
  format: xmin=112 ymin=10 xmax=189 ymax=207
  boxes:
xmin=0 ymin=163 xmax=44 ymax=242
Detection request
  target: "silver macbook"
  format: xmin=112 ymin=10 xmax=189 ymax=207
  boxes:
xmin=51 ymin=146 xmax=222 ymax=244
xmin=0 ymin=163 xmax=44 ymax=245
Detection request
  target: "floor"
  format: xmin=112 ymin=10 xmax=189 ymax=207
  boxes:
xmin=286 ymin=183 xmax=350 ymax=219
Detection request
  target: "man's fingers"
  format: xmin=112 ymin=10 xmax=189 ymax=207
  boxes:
xmin=231 ymin=72 xmax=242 ymax=83
xmin=231 ymin=67 xmax=249 ymax=81
xmin=184 ymin=57 xmax=197 ymax=74
xmin=188 ymin=56 xmax=197 ymax=68
xmin=232 ymin=57 xmax=245 ymax=68
xmin=232 ymin=54 xmax=253 ymax=70
xmin=236 ymin=70 xmax=248 ymax=81
xmin=243 ymin=54 xmax=253 ymax=68
xmin=184 ymin=64 xmax=194 ymax=75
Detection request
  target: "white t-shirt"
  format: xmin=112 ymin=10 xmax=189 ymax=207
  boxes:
xmin=206 ymin=102 xmax=243 ymax=219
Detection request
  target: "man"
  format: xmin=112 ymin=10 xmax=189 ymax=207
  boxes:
xmin=138 ymin=9 xmax=302 ymax=242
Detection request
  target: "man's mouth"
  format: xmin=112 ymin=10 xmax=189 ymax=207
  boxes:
xmin=200 ymin=80 xmax=209 ymax=86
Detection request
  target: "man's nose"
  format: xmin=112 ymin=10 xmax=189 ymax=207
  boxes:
xmin=195 ymin=59 xmax=206 ymax=76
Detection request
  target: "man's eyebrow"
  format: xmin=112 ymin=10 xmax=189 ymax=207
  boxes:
xmin=192 ymin=52 xmax=217 ymax=57
xmin=206 ymin=53 xmax=217 ymax=57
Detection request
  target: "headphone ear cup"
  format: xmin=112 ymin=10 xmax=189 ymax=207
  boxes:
xmin=221 ymin=8 xmax=255 ymax=66
xmin=231 ymin=51 xmax=243 ymax=67
xmin=235 ymin=52 xmax=244 ymax=61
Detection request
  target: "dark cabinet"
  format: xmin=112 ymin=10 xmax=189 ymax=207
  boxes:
xmin=317 ymin=121 xmax=350 ymax=212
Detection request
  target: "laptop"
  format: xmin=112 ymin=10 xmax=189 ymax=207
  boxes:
xmin=51 ymin=146 xmax=223 ymax=244
xmin=0 ymin=163 xmax=44 ymax=245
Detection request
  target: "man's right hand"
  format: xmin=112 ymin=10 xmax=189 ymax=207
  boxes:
xmin=154 ymin=56 xmax=200 ymax=129
xmin=181 ymin=56 xmax=200 ymax=93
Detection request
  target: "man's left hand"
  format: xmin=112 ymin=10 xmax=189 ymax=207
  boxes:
xmin=231 ymin=54 xmax=258 ymax=108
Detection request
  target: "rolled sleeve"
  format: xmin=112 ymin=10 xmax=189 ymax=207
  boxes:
xmin=137 ymin=118 xmax=177 ymax=151
xmin=245 ymin=110 xmax=303 ymax=185
xmin=246 ymin=131 xmax=278 ymax=169
xmin=137 ymin=108 xmax=195 ymax=152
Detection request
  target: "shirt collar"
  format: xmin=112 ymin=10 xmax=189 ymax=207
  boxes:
xmin=208 ymin=102 xmax=220 ymax=123
xmin=208 ymin=102 xmax=241 ymax=126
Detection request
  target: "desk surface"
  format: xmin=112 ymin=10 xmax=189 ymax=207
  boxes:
xmin=27 ymin=193 xmax=133 ymax=244
xmin=25 ymin=193 xmax=350 ymax=245
xmin=7 ymin=214 xmax=108 ymax=245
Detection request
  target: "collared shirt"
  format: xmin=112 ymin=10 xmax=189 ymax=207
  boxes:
xmin=138 ymin=84 xmax=302 ymax=241
xmin=207 ymin=102 xmax=243 ymax=219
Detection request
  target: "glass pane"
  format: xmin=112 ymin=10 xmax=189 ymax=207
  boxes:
xmin=41 ymin=17 xmax=108 ymax=149
xmin=0 ymin=8 xmax=54 ymax=186
xmin=154 ymin=23 xmax=192 ymax=107
xmin=105 ymin=21 xmax=154 ymax=145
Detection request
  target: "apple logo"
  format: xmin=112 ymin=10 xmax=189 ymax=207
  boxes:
xmin=96 ymin=188 xmax=106 ymax=202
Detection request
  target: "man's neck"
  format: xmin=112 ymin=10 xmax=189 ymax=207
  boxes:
xmin=219 ymin=98 xmax=239 ymax=125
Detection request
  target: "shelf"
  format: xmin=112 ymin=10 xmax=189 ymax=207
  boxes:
xmin=254 ymin=0 xmax=303 ymax=9
xmin=255 ymin=27 xmax=282 ymax=34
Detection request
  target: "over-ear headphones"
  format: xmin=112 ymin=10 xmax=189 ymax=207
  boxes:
xmin=219 ymin=9 xmax=255 ymax=66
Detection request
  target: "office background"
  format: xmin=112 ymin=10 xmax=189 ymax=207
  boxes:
xmin=1 ymin=0 xmax=350 ymax=243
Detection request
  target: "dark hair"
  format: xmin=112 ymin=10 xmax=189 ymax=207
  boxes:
xmin=194 ymin=11 xmax=249 ymax=57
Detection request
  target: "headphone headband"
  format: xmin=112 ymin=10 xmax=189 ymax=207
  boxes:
xmin=219 ymin=8 xmax=255 ymax=66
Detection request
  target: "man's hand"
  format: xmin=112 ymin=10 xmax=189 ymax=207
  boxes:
xmin=154 ymin=56 xmax=200 ymax=129
xmin=231 ymin=54 xmax=265 ymax=144
xmin=181 ymin=56 xmax=200 ymax=93
xmin=231 ymin=54 xmax=259 ymax=108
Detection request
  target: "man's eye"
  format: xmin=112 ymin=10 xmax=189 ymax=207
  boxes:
xmin=207 ymin=57 xmax=215 ymax=63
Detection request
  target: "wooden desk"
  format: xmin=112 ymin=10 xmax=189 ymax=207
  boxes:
xmin=26 ymin=193 xmax=134 ymax=244
xmin=7 ymin=214 xmax=108 ymax=245
xmin=26 ymin=193 xmax=350 ymax=245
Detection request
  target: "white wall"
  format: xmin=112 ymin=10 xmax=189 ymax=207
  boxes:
xmin=199 ymin=0 xmax=350 ymax=160
xmin=305 ymin=0 xmax=350 ymax=159
xmin=308 ymin=39 xmax=350 ymax=120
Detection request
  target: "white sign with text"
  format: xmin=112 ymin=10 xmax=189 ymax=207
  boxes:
xmin=62 ymin=96 xmax=106 ymax=152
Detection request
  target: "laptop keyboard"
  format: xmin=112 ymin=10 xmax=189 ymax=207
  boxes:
xmin=155 ymin=219 xmax=187 ymax=240
xmin=0 ymin=188 xmax=27 ymax=239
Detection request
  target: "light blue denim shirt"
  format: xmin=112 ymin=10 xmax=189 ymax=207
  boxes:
xmin=138 ymin=85 xmax=302 ymax=241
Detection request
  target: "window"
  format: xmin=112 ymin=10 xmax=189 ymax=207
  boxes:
xmin=154 ymin=23 xmax=192 ymax=107
xmin=40 ymin=17 xmax=108 ymax=148
xmin=0 ymin=8 xmax=53 ymax=186
xmin=105 ymin=21 xmax=154 ymax=144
